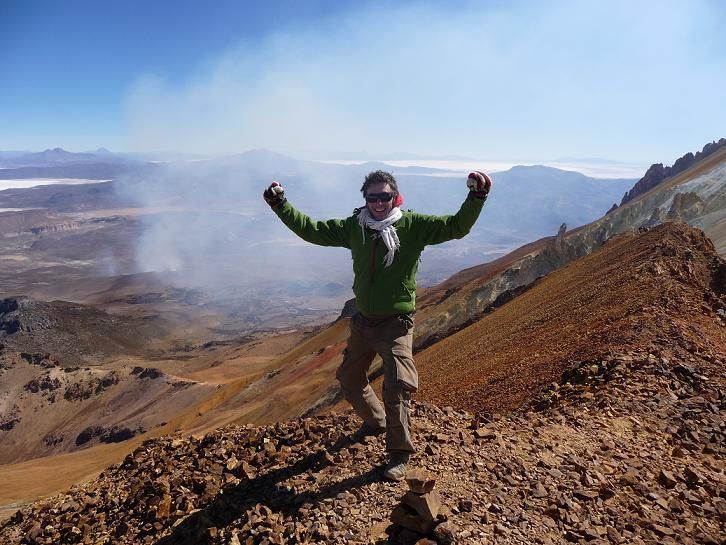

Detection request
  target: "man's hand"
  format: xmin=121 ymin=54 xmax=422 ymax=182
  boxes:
xmin=263 ymin=181 xmax=286 ymax=207
xmin=467 ymin=171 xmax=492 ymax=200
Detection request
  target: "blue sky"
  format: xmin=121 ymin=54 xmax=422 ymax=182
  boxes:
xmin=1 ymin=0 xmax=725 ymax=164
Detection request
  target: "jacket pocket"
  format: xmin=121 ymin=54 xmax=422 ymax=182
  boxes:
xmin=398 ymin=281 xmax=416 ymax=305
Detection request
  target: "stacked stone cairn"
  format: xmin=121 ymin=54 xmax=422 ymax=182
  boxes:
xmin=389 ymin=468 xmax=456 ymax=544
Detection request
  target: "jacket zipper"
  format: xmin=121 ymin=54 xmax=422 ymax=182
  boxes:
xmin=369 ymin=237 xmax=379 ymax=283
xmin=369 ymin=237 xmax=379 ymax=313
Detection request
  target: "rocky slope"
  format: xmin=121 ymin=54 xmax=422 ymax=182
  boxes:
xmin=0 ymin=222 xmax=723 ymax=544
xmin=414 ymin=222 xmax=725 ymax=413
xmin=0 ymin=293 xmax=313 ymax=464
xmin=0 ymin=341 xmax=721 ymax=544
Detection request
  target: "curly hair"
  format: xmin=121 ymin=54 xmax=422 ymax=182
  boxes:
xmin=360 ymin=170 xmax=399 ymax=196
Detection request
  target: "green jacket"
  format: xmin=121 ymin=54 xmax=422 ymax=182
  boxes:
xmin=274 ymin=196 xmax=484 ymax=315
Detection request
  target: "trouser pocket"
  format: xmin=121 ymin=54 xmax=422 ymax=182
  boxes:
xmin=391 ymin=348 xmax=418 ymax=392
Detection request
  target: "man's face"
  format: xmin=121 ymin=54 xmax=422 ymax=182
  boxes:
xmin=365 ymin=181 xmax=395 ymax=221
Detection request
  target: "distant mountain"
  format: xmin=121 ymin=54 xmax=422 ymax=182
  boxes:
xmin=0 ymin=147 xmax=634 ymax=238
xmin=87 ymin=147 xmax=115 ymax=156
xmin=0 ymin=163 xmax=142 ymax=181
xmin=481 ymin=165 xmax=633 ymax=237
xmin=121 ymin=151 xmax=214 ymax=162
xmin=0 ymin=147 xmax=138 ymax=168
xmin=102 ymin=149 xmax=632 ymax=225
xmin=0 ymin=150 xmax=30 ymax=161
xmin=551 ymin=156 xmax=636 ymax=165
xmin=305 ymin=150 xmax=480 ymax=161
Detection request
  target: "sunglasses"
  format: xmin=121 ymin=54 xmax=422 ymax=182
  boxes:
xmin=365 ymin=192 xmax=394 ymax=203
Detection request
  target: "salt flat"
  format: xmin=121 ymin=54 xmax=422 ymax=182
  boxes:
xmin=0 ymin=178 xmax=109 ymax=191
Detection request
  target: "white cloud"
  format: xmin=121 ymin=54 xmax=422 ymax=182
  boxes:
xmin=123 ymin=0 xmax=726 ymax=162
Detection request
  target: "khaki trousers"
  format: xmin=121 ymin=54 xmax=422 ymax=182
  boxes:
xmin=335 ymin=312 xmax=418 ymax=453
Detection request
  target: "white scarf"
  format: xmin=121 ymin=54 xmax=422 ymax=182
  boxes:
xmin=357 ymin=207 xmax=403 ymax=267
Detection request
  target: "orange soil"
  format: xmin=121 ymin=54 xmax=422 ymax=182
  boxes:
xmin=414 ymin=223 xmax=725 ymax=413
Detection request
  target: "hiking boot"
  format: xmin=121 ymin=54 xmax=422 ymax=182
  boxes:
xmin=384 ymin=452 xmax=410 ymax=481
xmin=351 ymin=422 xmax=386 ymax=442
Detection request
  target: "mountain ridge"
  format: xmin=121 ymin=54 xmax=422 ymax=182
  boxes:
xmin=616 ymin=138 xmax=726 ymax=208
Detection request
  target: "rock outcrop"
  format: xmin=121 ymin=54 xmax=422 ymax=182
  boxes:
xmin=618 ymin=138 xmax=726 ymax=207
xmin=0 ymin=297 xmax=165 ymax=364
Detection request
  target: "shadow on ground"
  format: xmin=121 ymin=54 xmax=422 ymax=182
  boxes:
xmin=157 ymin=435 xmax=390 ymax=544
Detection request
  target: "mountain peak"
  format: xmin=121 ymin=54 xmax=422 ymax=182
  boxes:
xmin=620 ymin=137 xmax=726 ymax=206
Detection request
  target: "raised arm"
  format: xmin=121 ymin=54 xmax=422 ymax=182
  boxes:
xmin=264 ymin=181 xmax=351 ymax=248
xmin=415 ymin=171 xmax=491 ymax=247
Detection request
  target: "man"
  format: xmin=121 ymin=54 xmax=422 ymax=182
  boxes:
xmin=263 ymin=169 xmax=491 ymax=480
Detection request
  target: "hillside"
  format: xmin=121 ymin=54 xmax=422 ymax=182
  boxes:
xmin=415 ymin=223 xmax=725 ymax=412
xmin=0 ymin=224 xmax=722 ymax=544
xmin=412 ymin=143 xmax=726 ymax=350
xmin=0 ymin=297 xmax=166 ymax=362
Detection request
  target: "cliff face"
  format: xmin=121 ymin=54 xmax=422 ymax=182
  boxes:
xmin=617 ymin=138 xmax=726 ymax=207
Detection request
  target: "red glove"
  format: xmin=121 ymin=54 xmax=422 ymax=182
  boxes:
xmin=467 ymin=171 xmax=492 ymax=200
xmin=263 ymin=181 xmax=286 ymax=207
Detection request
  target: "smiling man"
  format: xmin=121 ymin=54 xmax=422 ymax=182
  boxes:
xmin=263 ymin=169 xmax=491 ymax=480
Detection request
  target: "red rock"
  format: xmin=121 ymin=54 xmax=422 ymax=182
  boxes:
xmin=406 ymin=469 xmax=436 ymax=494
xmin=606 ymin=526 xmax=623 ymax=543
xmin=532 ymin=482 xmax=548 ymax=498
xmin=598 ymin=487 xmax=616 ymax=500
xmin=432 ymin=522 xmax=455 ymax=545
xmin=402 ymin=491 xmax=442 ymax=521
xmin=391 ymin=503 xmax=436 ymax=534
xmin=652 ymin=524 xmax=675 ymax=537
xmin=226 ymin=457 xmax=239 ymax=471
xmin=683 ymin=467 xmax=704 ymax=485
xmin=658 ymin=469 xmax=678 ymax=488
xmin=573 ymin=489 xmax=599 ymax=501
xmin=473 ymin=428 xmax=497 ymax=440
xmin=156 ymin=495 xmax=172 ymax=520
xmin=25 ymin=523 xmax=42 ymax=542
